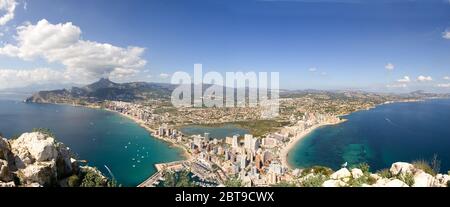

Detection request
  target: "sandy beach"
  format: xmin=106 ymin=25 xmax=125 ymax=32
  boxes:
xmin=280 ymin=119 xmax=346 ymax=169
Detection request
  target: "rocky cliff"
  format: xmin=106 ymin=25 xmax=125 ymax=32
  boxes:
xmin=0 ymin=132 xmax=111 ymax=187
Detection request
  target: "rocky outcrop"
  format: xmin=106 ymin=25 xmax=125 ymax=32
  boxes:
xmin=390 ymin=162 xmax=415 ymax=176
xmin=11 ymin=133 xmax=58 ymax=162
xmin=322 ymin=180 xmax=347 ymax=187
xmin=330 ymin=168 xmax=351 ymax=180
xmin=0 ymin=132 xmax=109 ymax=187
xmin=295 ymin=162 xmax=450 ymax=187
xmin=351 ymin=168 xmax=364 ymax=179
xmin=412 ymin=171 xmax=435 ymax=187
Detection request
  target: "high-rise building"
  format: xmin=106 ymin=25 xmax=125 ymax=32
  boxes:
xmin=244 ymin=134 xmax=253 ymax=150
xmin=255 ymin=154 xmax=262 ymax=170
xmin=250 ymin=138 xmax=260 ymax=153
xmin=158 ymin=127 xmax=164 ymax=136
xmin=232 ymin=135 xmax=239 ymax=149
xmin=240 ymin=155 xmax=247 ymax=170
xmin=224 ymin=150 xmax=230 ymax=160
xmin=263 ymin=151 xmax=272 ymax=165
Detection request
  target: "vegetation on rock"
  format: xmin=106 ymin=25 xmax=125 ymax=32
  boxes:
xmin=163 ymin=170 xmax=196 ymax=187
xmin=223 ymin=176 xmax=243 ymax=187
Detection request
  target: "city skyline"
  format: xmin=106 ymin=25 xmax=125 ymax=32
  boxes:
xmin=0 ymin=0 xmax=449 ymax=92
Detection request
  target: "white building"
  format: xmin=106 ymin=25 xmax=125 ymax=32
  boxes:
xmin=244 ymin=134 xmax=253 ymax=150
xmin=239 ymin=155 xmax=247 ymax=170
xmin=232 ymin=135 xmax=239 ymax=149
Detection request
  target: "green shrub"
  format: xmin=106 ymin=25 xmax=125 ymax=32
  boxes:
xmin=301 ymin=166 xmax=334 ymax=177
xmin=67 ymin=175 xmax=80 ymax=187
xmin=348 ymin=177 xmax=365 ymax=187
xmin=224 ymin=176 xmax=243 ymax=187
xmin=163 ymin=170 xmax=196 ymax=187
xmin=80 ymin=168 xmax=109 ymax=187
xmin=412 ymin=160 xmax=436 ymax=176
xmin=367 ymin=176 xmax=377 ymax=185
xmin=272 ymin=181 xmax=297 ymax=187
xmin=348 ymin=174 xmax=377 ymax=187
xmin=301 ymin=174 xmax=327 ymax=187
xmin=376 ymin=169 xmax=392 ymax=178
xmin=399 ymin=173 xmax=415 ymax=187
xmin=355 ymin=163 xmax=370 ymax=174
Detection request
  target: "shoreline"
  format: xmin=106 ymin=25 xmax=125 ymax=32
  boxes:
xmin=22 ymin=101 xmax=193 ymax=161
xmin=280 ymin=119 xmax=347 ymax=169
xmin=279 ymin=98 xmax=426 ymax=170
xmin=103 ymin=108 xmax=192 ymax=161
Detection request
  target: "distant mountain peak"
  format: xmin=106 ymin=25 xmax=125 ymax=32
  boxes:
xmin=410 ymin=90 xmax=428 ymax=95
xmin=96 ymin=77 xmax=115 ymax=85
xmin=83 ymin=78 xmax=118 ymax=92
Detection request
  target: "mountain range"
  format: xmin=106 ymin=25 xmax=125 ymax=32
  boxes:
xmin=25 ymin=78 xmax=449 ymax=104
xmin=25 ymin=78 xmax=176 ymax=103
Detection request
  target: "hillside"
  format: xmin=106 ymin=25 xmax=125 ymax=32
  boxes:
xmin=25 ymin=78 xmax=176 ymax=103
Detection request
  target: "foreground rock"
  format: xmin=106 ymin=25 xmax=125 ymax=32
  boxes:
xmin=0 ymin=131 xmax=111 ymax=187
xmin=293 ymin=162 xmax=450 ymax=187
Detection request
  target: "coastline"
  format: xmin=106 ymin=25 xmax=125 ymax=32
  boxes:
xmin=103 ymin=108 xmax=192 ymax=161
xmin=22 ymin=101 xmax=192 ymax=161
xmin=280 ymin=98 xmax=426 ymax=170
xmin=280 ymin=119 xmax=347 ymax=169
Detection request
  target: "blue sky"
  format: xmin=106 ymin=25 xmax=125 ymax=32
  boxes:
xmin=0 ymin=0 xmax=449 ymax=92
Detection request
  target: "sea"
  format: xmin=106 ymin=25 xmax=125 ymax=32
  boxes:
xmin=288 ymin=98 xmax=450 ymax=173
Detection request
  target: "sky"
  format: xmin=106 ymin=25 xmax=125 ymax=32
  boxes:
xmin=0 ymin=0 xmax=449 ymax=92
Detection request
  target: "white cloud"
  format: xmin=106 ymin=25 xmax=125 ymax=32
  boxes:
xmin=0 ymin=19 xmax=147 ymax=82
xmin=159 ymin=73 xmax=170 ymax=79
xmin=444 ymin=76 xmax=449 ymax=80
xmin=0 ymin=68 xmax=67 ymax=88
xmin=308 ymin=67 xmax=317 ymax=72
xmin=397 ymin=76 xmax=411 ymax=83
xmin=0 ymin=0 xmax=17 ymax=26
xmin=320 ymin=72 xmax=327 ymax=76
xmin=437 ymin=83 xmax=450 ymax=88
xmin=417 ymin=75 xmax=433 ymax=82
xmin=23 ymin=1 xmax=26 ymax=10
xmin=443 ymin=29 xmax=450 ymax=40
xmin=386 ymin=83 xmax=407 ymax=88
xmin=385 ymin=63 xmax=395 ymax=71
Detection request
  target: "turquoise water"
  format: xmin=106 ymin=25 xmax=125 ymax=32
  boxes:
xmin=180 ymin=124 xmax=249 ymax=139
xmin=288 ymin=99 xmax=450 ymax=172
xmin=0 ymin=100 xmax=184 ymax=187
